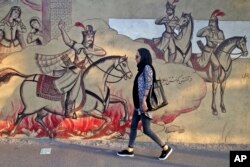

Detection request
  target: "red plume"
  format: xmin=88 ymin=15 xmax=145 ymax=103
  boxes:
xmin=216 ymin=11 xmax=225 ymax=17
xmin=74 ymin=21 xmax=86 ymax=30
xmin=211 ymin=9 xmax=220 ymax=17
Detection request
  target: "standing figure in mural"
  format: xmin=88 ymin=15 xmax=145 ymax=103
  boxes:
xmin=0 ymin=6 xmax=27 ymax=55
xmin=56 ymin=20 xmax=106 ymax=117
xmin=26 ymin=17 xmax=43 ymax=45
xmin=195 ymin=9 xmax=225 ymax=80
xmin=117 ymin=48 xmax=173 ymax=160
xmin=154 ymin=0 xmax=180 ymax=63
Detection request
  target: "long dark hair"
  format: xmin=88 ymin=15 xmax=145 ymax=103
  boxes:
xmin=137 ymin=48 xmax=153 ymax=72
xmin=3 ymin=6 xmax=22 ymax=21
xmin=133 ymin=48 xmax=155 ymax=108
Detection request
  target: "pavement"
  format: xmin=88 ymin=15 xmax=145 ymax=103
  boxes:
xmin=0 ymin=138 xmax=249 ymax=167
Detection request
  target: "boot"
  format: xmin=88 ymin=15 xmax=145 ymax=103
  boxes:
xmin=64 ymin=99 xmax=77 ymax=119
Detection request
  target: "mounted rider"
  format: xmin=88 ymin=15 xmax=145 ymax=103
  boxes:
xmin=37 ymin=21 xmax=106 ymax=118
xmin=154 ymin=0 xmax=180 ymax=63
xmin=58 ymin=21 xmax=106 ymax=117
xmin=196 ymin=9 xmax=225 ymax=79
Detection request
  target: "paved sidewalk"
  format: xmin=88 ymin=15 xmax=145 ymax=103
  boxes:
xmin=0 ymin=138 xmax=248 ymax=167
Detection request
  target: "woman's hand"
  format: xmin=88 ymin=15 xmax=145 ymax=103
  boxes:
xmin=142 ymin=98 xmax=148 ymax=112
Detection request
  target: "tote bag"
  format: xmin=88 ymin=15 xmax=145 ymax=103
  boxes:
xmin=147 ymin=79 xmax=168 ymax=111
xmin=144 ymin=66 xmax=168 ymax=111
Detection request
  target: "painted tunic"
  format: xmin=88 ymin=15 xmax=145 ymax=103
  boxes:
xmin=0 ymin=19 xmax=27 ymax=54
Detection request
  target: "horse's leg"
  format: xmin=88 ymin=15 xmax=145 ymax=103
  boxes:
xmin=109 ymin=94 xmax=129 ymax=123
xmin=35 ymin=109 xmax=54 ymax=138
xmin=163 ymin=49 xmax=169 ymax=63
xmin=86 ymin=110 xmax=111 ymax=135
xmin=168 ymin=52 xmax=176 ymax=63
xmin=211 ymin=82 xmax=218 ymax=115
xmin=4 ymin=107 xmax=29 ymax=136
xmin=184 ymin=47 xmax=193 ymax=66
xmin=8 ymin=113 xmax=27 ymax=136
xmin=220 ymin=81 xmax=227 ymax=113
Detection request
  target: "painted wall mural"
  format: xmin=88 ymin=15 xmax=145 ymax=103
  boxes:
xmin=0 ymin=0 xmax=249 ymax=144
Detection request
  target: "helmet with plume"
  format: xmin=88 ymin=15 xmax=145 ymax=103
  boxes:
xmin=74 ymin=21 xmax=96 ymax=36
xmin=74 ymin=21 xmax=96 ymax=47
xmin=209 ymin=9 xmax=225 ymax=23
xmin=166 ymin=0 xmax=179 ymax=10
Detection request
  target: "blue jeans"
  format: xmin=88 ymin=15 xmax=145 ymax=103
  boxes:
xmin=128 ymin=109 xmax=165 ymax=148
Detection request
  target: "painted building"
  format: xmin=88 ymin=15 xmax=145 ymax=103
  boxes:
xmin=42 ymin=0 xmax=72 ymax=44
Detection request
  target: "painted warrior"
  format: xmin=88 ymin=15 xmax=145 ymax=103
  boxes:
xmin=196 ymin=9 xmax=225 ymax=79
xmin=154 ymin=0 xmax=180 ymax=63
xmin=58 ymin=21 xmax=107 ymax=116
xmin=37 ymin=21 xmax=106 ymax=117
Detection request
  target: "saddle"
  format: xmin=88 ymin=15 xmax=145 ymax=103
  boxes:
xmin=36 ymin=75 xmax=64 ymax=101
xmin=190 ymin=53 xmax=211 ymax=72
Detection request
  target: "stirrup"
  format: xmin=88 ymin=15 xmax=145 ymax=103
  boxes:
xmin=64 ymin=112 xmax=77 ymax=119
xmin=64 ymin=101 xmax=77 ymax=119
xmin=72 ymin=112 xmax=77 ymax=119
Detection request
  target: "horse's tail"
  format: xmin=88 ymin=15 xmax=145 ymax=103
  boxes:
xmin=0 ymin=68 xmax=32 ymax=84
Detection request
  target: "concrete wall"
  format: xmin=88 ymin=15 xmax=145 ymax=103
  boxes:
xmin=0 ymin=0 xmax=249 ymax=144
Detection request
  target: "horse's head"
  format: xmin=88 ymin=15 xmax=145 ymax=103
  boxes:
xmin=237 ymin=36 xmax=248 ymax=57
xmin=175 ymin=12 xmax=193 ymax=53
xmin=178 ymin=12 xmax=192 ymax=29
xmin=113 ymin=55 xmax=133 ymax=80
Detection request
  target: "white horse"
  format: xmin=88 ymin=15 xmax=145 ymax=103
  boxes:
xmin=0 ymin=55 xmax=132 ymax=138
xmin=175 ymin=12 xmax=193 ymax=65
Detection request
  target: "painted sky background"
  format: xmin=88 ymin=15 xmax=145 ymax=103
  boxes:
xmin=109 ymin=19 xmax=250 ymax=58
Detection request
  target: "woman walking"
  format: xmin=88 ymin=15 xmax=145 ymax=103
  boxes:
xmin=117 ymin=48 xmax=172 ymax=160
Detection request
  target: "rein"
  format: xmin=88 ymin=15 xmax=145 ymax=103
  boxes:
xmin=219 ymin=50 xmax=247 ymax=61
xmin=74 ymin=53 xmax=129 ymax=111
xmin=217 ymin=39 xmax=247 ymax=72
xmin=84 ymin=52 xmax=128 ymax=80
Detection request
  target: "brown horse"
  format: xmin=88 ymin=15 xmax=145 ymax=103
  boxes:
xmin=0 ymin=55 xmax=132 ymax=137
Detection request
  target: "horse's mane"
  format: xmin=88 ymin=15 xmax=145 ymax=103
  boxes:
xmin=175 ymin=12 xmax=193 ymax=57
xmin=180 ymin=13 xmax=194 ymax=41
xmin=185 ymin=13 xmax=193 ymax=40
xmin=215 ymin=36 xmax=245 ymax=55
xmin=82 ymin=55 xmax=124 ymax=77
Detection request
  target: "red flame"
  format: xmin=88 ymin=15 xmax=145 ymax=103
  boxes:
xmin=0 ymin=90 xmax=134 ymax=139
xmin=0 ymin=88 xmax=196 ymax=139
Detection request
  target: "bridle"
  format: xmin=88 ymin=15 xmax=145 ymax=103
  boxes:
xmin=218 ymin=39 xmax=248 ymax=72
xmin=219 ymin=40 xmax=248 ymax=61
xmin=83 ymin=53 xmax=131 ymax=83
xmin=105 ymin=57 xmax=131 ymax=84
